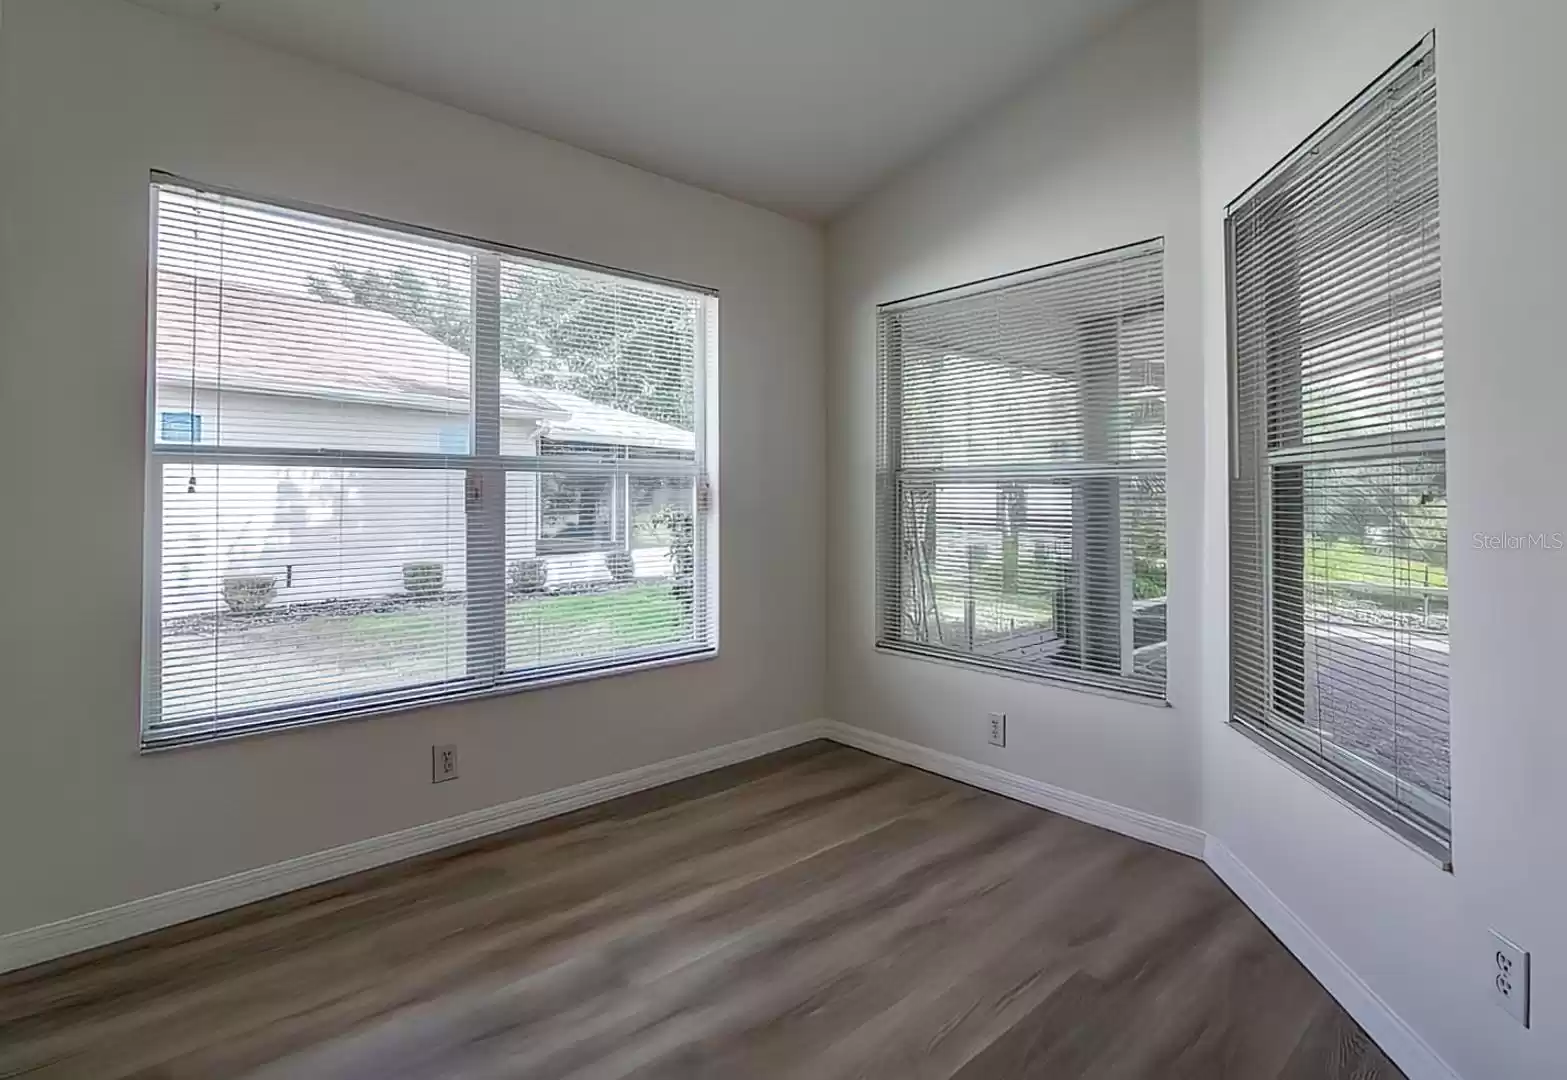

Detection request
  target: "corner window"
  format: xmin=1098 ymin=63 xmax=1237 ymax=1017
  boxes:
xmin=144 ymin=175 xmax=717 ymax=748
xmin=874 ymin=240 xmax=1167 ymax=699
xmin=1227 ymin=35 xmax=1448 ymax=858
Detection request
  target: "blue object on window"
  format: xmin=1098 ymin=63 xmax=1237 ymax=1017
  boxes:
xmin=160 ymin=411 xmax=202 ymax=444
xmin=436 ymin=424 xmax=469 ymax=454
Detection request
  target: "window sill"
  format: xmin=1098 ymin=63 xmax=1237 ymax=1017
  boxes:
xmin=874 ymin=640 xmax=1168 ymax=709
xmin=1227 ymin=717 xmax=1452 ymax=870
xmin=141 ymin=645 xmax=719 ymax=754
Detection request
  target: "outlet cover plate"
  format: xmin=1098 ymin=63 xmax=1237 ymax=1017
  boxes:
xmin=1490 ymin=929 xmax=1529 ymax=1027
xmin=432 ymin=744 xmax=458 ymax=783
xmin=988 ymin=712 xmax=1006 ymax=748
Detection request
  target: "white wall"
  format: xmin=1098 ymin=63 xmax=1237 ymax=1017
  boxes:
xmin=826 ymin=0 xmax=1203 ymax=826
xmin=1199 ymin=0 xmax=1567 ymax=1076
xmin=0 ymin=0 xmax=823 ymax=936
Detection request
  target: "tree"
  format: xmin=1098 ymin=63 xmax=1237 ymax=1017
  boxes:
xmin=308 ymin=261 xmax=697 ymax=430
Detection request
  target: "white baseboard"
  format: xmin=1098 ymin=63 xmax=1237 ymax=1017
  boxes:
xmin=0 ymin=721 xmax=826 ymax=976
xmin=1204 ymin=837 xmax=1462 ymax=1080
xmin=818 ymin=720 xmax=1206 ymax=858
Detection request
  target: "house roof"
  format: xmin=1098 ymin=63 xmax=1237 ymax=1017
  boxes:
xmin=155 ymin=273 xmax=694 ymax=452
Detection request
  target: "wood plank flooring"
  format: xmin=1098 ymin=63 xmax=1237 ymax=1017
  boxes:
xmin=0 ymin=741 xmax=1404 ymax=1079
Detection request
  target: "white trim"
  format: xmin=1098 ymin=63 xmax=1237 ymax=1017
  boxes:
xmin=819 ymin=720 xmax=1205 ymax=857
xmin=0 ymin=721 xmax=826 ymax=975
xmin=1204 ymin=837 xmax=1463 ymax=1080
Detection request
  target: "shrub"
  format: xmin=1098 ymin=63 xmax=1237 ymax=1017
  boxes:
xmin=402 ymin=561 xmax=445 ymax=595
xmin=605 ymin=548 xmax=636 ymax=585
xmin=653 ymin=505 xmax=695 ymax=610
xmin=509 ymin=557 xmax=549 ymax=594
xmin=222 ymin=574 xmax=276 ymax=614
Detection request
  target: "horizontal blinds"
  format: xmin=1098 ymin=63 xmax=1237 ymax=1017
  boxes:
xmin=1228 ymin=37 xmax=1447 ymax=844
xmin=145 ymin=179 xmax=713 ymax=747
xmin=877 ymin=241 xmax=1167 ymax=697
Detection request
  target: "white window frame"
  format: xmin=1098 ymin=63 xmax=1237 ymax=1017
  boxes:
xmin=140 ymin=174 xmax=719 ymax=750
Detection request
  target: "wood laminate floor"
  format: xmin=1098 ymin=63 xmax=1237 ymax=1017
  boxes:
xmin=0 ymin=742 xmax=1404 ymax=1079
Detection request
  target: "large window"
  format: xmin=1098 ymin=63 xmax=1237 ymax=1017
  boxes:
xmin=1227 ymin=36 xmax=1447 ymax=858
xmin=143 ymin=176 xmax=717 ymax=748
xmin=875 ymin=241 xmax=1167 ymax=698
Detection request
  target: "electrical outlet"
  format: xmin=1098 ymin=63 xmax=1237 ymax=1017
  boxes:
xmin=432 ymin=744 xmax=458 ymax=783
xmin=987 ymin=712 xmax=1006 ymax=748
xmin=1490 ymin=930 xmax=1530 ymax=1027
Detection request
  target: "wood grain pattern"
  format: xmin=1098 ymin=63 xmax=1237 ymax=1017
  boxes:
xmin=0 ymin=742 xmax=1405 ymax=1079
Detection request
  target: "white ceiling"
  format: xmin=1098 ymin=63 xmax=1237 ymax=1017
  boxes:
xmin=131 ymin=0 xmax=1144 ymax=221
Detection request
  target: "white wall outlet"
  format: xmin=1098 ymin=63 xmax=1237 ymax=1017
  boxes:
xmin=432 ymin=744 xmax=458 ymax=783
xmin=987 ymin=712 xmax=1006 ymax=748
xmin=1489 ymin=929 xmax=1529 ymax=1027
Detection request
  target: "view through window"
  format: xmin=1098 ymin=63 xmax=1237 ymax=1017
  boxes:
xmin=875 ymin=241 xmax=1167 ymax=698
xmin=144 ymin=177 xmax=716 ymax=747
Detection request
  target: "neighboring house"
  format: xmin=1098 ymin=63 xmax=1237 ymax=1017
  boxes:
xmin=152 ymin=274 xmax=693 ymax=611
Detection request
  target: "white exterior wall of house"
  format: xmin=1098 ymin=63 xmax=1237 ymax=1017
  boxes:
xmin=152 ymin=385 xmax=546 ymax=608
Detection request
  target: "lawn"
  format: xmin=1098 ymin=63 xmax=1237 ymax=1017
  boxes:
xmin=506 ymin=584 xmax=688 ymax=664
xmin=325 ymin=582 xmax=688 ymax=665
xmin=1305 ymin=538 xmax=1447 ymax=590
xmin=160 ymin=584 xmax=690 ymax=724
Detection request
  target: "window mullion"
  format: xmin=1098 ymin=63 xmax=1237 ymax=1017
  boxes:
xmin=467 ymin=252 xmax=505 ymax=682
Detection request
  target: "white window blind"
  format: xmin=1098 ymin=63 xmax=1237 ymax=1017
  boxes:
xmin=876 ymin=240 xmax=1167 ymax=698
xmin=145 ymin=176 xmax=717 ymax=748
xmin=1227 ymin=35 xmax=1447 ymax=856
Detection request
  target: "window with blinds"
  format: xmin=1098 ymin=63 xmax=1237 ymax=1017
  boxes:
xmin=144 ymin=175 xmax=717 ymax=749
xmin=1227 ymin=35 xmax=1447 ymax=857
xmin=876 ymin=240 xmax=1167 ymax=698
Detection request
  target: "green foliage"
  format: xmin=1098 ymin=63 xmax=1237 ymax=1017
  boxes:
xmin=222 ymin=575 xmax=276 ymax=614
xmin=307 ymin=261 xmax=697 ymax=430
xmin=653 ymin=504 xmax=695 ymax=609
xmin=1133 ymin=557 xmax=1167 ymax=600
xmin=402 ymin=561 xmax=445 ymax=595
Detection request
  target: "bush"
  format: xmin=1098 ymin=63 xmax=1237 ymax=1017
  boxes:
xmin=605 ymin=548 xmax=636 ymax=585
xmin=509 ymin=557 xmax=549 ymax=594
xmin=402 ymin=561 xmax=445 ymax=595
xmin=653 ymin=505 xmax=695 ymax=610
xmin=222 ymin=574 xmax=276 ymax=614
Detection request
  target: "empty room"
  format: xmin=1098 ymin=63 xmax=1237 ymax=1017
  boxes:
xmin=0 ymin=0 xmax=1561 ymax=1076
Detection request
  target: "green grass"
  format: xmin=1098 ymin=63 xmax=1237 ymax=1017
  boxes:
xmin=322 ymin=583 xmax=688 ymax=666
xmin=507 ymin=583 xmax=686 ymax=656
xmin=1306 ymin=538 xmax=1447 ymax=590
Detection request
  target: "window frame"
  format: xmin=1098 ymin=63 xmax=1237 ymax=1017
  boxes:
xmin=1224 ymin=35 xmax=1449 ymax=864
xmin=873 ymin=240 xmax=1169 ymax=703
xmin=140 ymin=173 xmax=719 ymax=750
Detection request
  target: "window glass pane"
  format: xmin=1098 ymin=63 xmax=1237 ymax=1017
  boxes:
xmin=1287 ymin=455 xmax=1448 ymax=824
xmin=153 ymin=186 xmax=474 ymax=453
xmin=497 ymin=259 xmax=700 ymax=459
xmin=877 ymin=242 xmax=1166 ymax=698
xmin=893 ymin=474 xmax=1165 ymax=694
xmin=504 ymin=472 xmax=698 ymax=672
xmin=154 ymin=464 xmax=470 ymax=736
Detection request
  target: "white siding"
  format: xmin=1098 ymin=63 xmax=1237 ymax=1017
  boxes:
xmin=154 ymin=386 xmax=543 ymax=607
